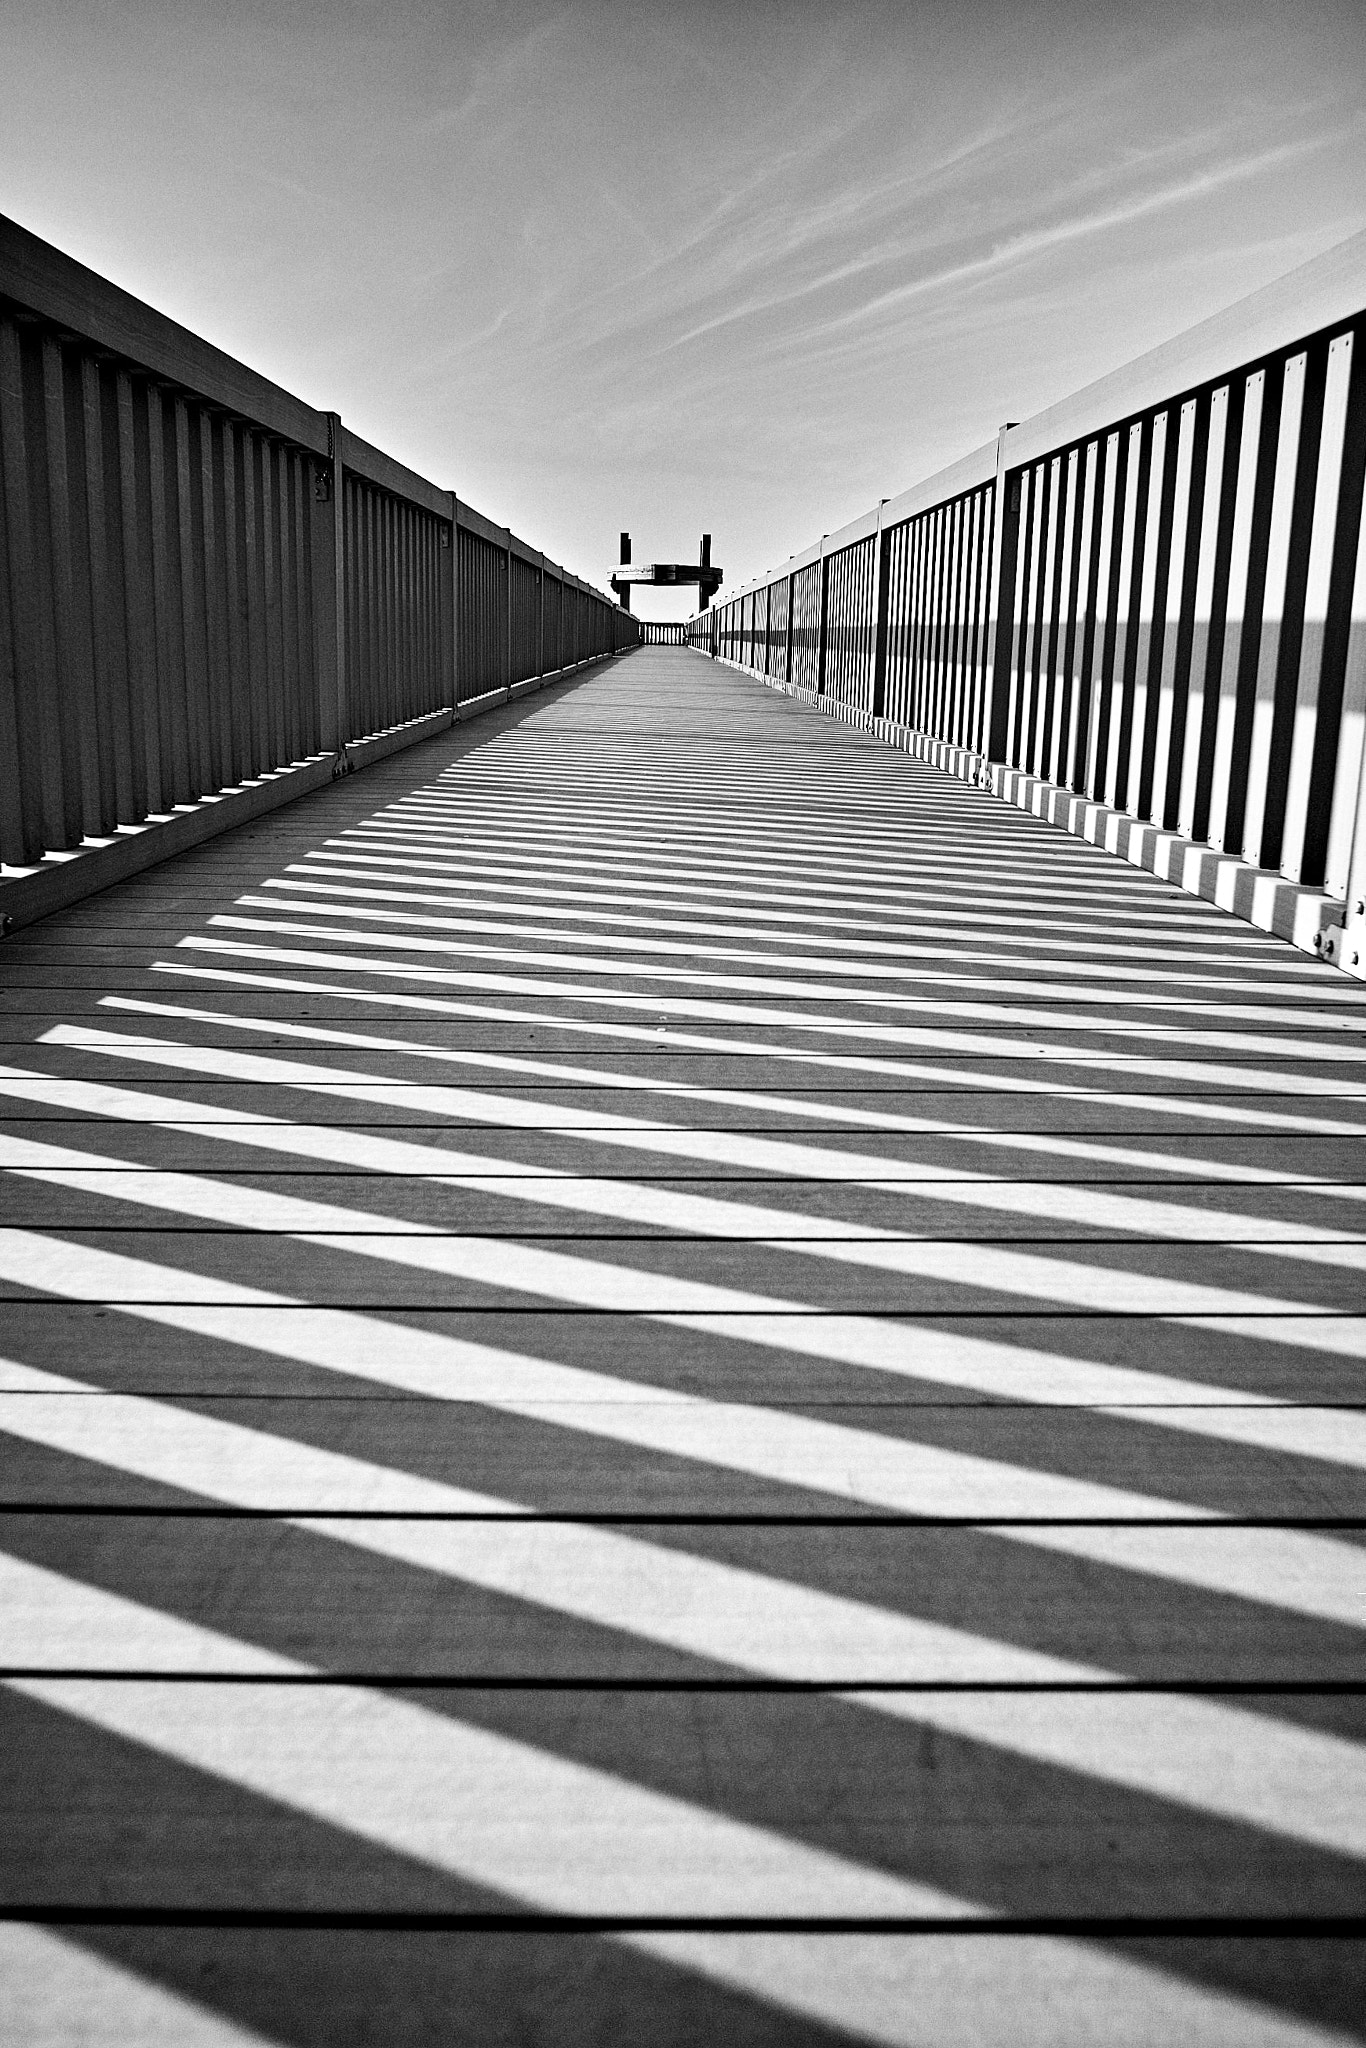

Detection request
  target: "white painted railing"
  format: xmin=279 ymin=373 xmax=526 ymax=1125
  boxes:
xmin=690 ymin=233 xmax=1366 ymax=967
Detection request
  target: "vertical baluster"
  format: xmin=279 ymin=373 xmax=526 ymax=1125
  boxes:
xmin=42 ymin=337 xmax=100 ymax=843
xmin=951 ymin=496 xmax=974 ymax=747
xmin=1081 ymin=433 xmax=1118 ymax=799
xmin=1207 ymin=370 xmax=1269 ymax=851
xmin=919 ymin=508 xmax=939 ymax=735
xmin=1241 ymin=351 xmax=1309 ymax=864
xmin=175 ymin=400 xmax=211 ymax=796
xmin=290 ymin=450 xmax=316 ymax=756
xmin=1108 ymin=416 xmax=1152 ymax=810
xmin=1255 ymin=340 xmax=1330 ymax=870
xmin=0 ymin=316 xmax=39 ymax=861
xmin=1142 ymin=404 xmax=1194 ymax=824
xmin=984 ymin=453 xmax=1022 ymax=768
xmin=278 ymin=449 xmax=303 ymax=762
xmin=1178 ymin=389 xmax=1231 ymax=839
xmin=202 ymin=415 xmax=235 ymax=786
xmin=150 ymin=390 xmax=192 ymax=802
xmin=1009 ymin=468 xmax=1038 ymax=765
xmin=1052 ymin=451 xmax=1085 ymax=786
xmin=1279 ymin=336 xmax=1354 ymax=882
xmin=1032 ymin=459 xmax=1062 ymax=775
xmin=1099 ymin=422 xmax=1140 ymax=803
xmin=1315 ymin=337 xmax=1366 ymax=901
xmin=943 ymin=500 xmax=966 ymax=744
xmin=79 ymin=360 xmax=122 ymax=835
xmin=971 ymin=483 xmax=996 ymax=757
xmin=1326 ymin=449 xmax=1366 ymax=908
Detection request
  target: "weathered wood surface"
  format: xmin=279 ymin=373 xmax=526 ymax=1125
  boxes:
xmin=2 ymin=647 xmax=1364 ymax=2045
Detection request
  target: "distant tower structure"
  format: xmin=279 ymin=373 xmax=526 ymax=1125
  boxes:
xmin=611 ymin=533 xmax=723 ymax=611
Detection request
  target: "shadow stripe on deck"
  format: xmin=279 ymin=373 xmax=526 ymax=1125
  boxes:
xmin=2 ymin=649 xmax=1364 ymax=2046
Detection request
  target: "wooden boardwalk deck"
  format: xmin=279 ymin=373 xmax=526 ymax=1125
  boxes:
xmin=2 ymin=644 xmax=1364 ymax=2045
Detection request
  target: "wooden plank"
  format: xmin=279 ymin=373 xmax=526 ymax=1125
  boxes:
xmin=2 ymin=1381 xmax=1362 ymax=1520
xmin=3 ymin=1677 xmax=1364 ymax=1919
xmin=4 ymin=1923 xmax=1361 ymax=2048
xmin=4 ymin=1511 xmax=1361 ymax=1683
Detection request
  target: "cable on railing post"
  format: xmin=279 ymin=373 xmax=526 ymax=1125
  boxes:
xmin=983 ymin=422 xmax=1021 ymax=767
xmin=312 ymin=412 xmax=348 ymax=754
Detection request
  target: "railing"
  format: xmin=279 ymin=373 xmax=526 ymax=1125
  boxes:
xmin=689 ymin=232 xmax=1366 ymax=964
xmin=638 ymin=621 xmax=687 ymax=645
xmin=0 ymin=213 xmax=637 ymax=915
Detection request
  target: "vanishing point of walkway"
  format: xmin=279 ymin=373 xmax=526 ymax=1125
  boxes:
xmin=2 ymin=645 xmax=1365 ymax=2044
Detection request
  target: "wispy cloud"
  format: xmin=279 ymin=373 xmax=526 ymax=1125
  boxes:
xmin=2 ymin=0 xmax=1362 ymax=603
xmin=783 ymin=121 xmax=1359 ymax=355
xmin=639 ymin=116 xmax=1348 ymax=368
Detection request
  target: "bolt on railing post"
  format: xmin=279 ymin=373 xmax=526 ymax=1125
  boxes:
xmin=984 ymin=422 xmax=1021 ymax=764
xmin=870 ymin=498 xmax=891 ymax=720
xmin=312 ymin=412 xmax=347 ymax=751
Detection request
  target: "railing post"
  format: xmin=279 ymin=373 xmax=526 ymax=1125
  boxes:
xmin=312 ymin=412 xmax=347 ymax=752
xmin=870 ymin=498 xmax=891 ymax=720
xmin=983 ymin=422 xmax=1021 ymax=763
xmin=504 ymin=528 xmax=514 ymax=696
xmin=444 ymin=493 xmax=459 ymax=711
xmin=1329 ymin=769 xmax=1366 ymax=967
xmin=816 ymin=536 xmax=830 ymax=696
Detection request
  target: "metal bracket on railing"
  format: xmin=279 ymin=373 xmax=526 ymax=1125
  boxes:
xmin=331 ymin=750 xmax=352 ymax=781
xmin=1319 ymin=917 xmax=1366 ymax=976
xmin=0 ymin=913 xmax=12 ymax=940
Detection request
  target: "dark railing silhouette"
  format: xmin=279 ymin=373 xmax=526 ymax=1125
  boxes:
xmin=690 ymin=233 xmax=1366 ymax=967
xmin=0 ymin=214 xmax=637 ymax=925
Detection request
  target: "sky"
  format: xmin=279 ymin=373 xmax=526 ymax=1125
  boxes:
xmin=2 ymin=0 xmax=1364 ymax=621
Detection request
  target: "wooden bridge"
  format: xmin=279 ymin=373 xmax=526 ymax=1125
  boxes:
xmin=2 ymin=219 xmax=1366 ymax=2044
